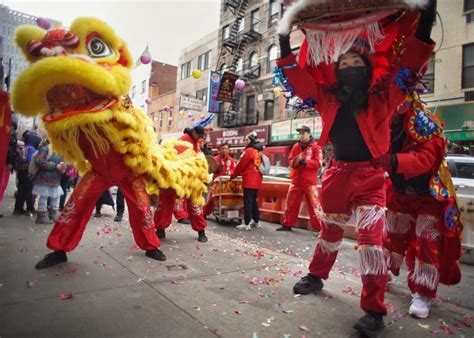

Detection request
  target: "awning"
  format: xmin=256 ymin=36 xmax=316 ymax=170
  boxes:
xmin=434 ymin=102 xmax=474 ymax=141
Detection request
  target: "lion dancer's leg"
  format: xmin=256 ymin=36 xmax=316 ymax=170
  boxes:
xmin=293 ymin=165 xmax=351 ymax=294
xmin=154 ymin=189 xmax=177 ymax=239
xmin=203 ymin=188 xmax=214 ymax=218
xmin=35 ymin=172 xmax=109 ymax=269
xmin=116 ymin=175 xmax=165 ymax=261
xmin=406 ymin=212 xmax=442 ymax=318
xmin=174 ymin=198 xmax=190 ymax=223
xmin=187 ymin=198 xmax=208 ymax=243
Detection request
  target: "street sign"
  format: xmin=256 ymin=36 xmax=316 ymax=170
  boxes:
xmin=180 ymin=95 xmax=203 ymax=111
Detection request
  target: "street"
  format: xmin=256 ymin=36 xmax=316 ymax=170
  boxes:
xmin=0 ymin=181 xmax=473 ymax=338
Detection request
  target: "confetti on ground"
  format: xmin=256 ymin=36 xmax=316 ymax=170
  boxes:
xmin=239 ymin=300 xmax=249 ymax=304
xmin=234 ymin=310 xmax=242 ymax=315
xmin=262 ymin=316 xmax=275 ymax=327
xmin=418 ymin=323 xmax=430 ymax=330
xmin=282 ymin=310 xmax=294 ymax=314
xmin=126 ymin=256 xmax=134 ymax=261
xmin=68 ymin=266 xmax=78 ymax=273
xmin=342 ymin=286 xmax=359 ymax=296
xmin=299 ymin=325 xmax=310 ymax=332
xmin=26 ymin=279 xmax=38 ymax=288
xmin=59 ymin=292 xmax=74 ymax=300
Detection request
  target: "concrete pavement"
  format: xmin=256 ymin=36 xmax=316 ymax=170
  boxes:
xmin=0 ymin=181 xmax=473 ymax=337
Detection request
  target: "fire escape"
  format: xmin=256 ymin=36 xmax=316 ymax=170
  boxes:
xmin=220 ymin=0 xmax=262 ymax=128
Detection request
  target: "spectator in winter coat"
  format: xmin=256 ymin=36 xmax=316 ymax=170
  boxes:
xmin=230 ymin=131 xmax=263 ymax=231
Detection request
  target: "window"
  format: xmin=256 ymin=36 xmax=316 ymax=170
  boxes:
xmin=264 ymin=100 xmax=274 ymax=120
xmin=465 ymin=0 xmax=474 ymax=12
xmin=159 ymin=111 xmax=163 ymax=128
xmin=222 ymin=25 xmax=230 ymax=41
xmin=251 ymin=8 xmax=260 ymax=32
xmin=269 ymin=0 xmax=279 ymax=25
xmin=167 ymin=112 xmax=172 ymax=128
xmin=267 ymin=44 xmax=278 ymax=73
xmin=196 ymin=88 xmax=208 ymax=105
xmin=463 ymin=44 xmax=474 ymax=89
xmin=198 ymin=51 xmax=211 ymax=71
xmin=422 ymin=54 xmax=435 ymax=94
xmin=180 ymin=61 xmax=191 ymax=80
xmin=235 ymin=57 xmax=243 ymax=74
xmin=453 ymin=161 xmax=474 ymax=179
xmin=246 ymin=95 xmax=256 ymax=124
xmin=141 ymin=80 xmax=147 ymax=94
xmin=131 ymin=85 xmax=136 ymax=98
xmin=238 ymin=17 xmax=245 ymax=33
xmin=249 ymin=52 xmax=258 ymax=68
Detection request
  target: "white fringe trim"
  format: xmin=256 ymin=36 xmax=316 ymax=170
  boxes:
xmin=415 ymin=215 xmax=440 ymax=240
xmin=358 ymin=245 xmax=387 ymax=276
xmin=318 ymin=212 xmax=351 ymax=228
xmin=384 ymin=248 xmax=404 ymax=271
xmin=385 ymin=211 xmax=412 ymax=234
xmin=410 ymin=260 xmax=439 ymax=291
xmin=318 ymin=238 xmax=342 ymax=254
xmin=305 ymin=22 xmax=384 ymax=65
xmin=355 ymin=205 xmax=386 ymax=231
xmin=277 ymin=0 xmax=428 ymax=35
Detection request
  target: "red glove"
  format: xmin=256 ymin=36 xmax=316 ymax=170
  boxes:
xmin=371 ymin=153 xmax=395 ymax=172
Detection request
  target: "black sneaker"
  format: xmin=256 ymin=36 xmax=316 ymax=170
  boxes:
xmin=353 ymin=312 xmax=385 ymax=337
xmin=35 ymin=251 xmax=68 ymax=269
xmin=293 ymin=273 xmax=324 ymax=294
xmin=13 ymin=209 xmax=26 ymax=216
xmin=114 ymin=213 xmax=123 ymax=222
xmin=276 ymin=226 xmax=292 ymax=231
xmin=146 ymin=249 xmax=167 ymax=261
xmin=198 ymin=230 xmax=208 ymax=243
xmin=156 ymin=229 xmax=166 ymax=239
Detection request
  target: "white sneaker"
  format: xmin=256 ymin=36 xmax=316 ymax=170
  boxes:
xmin=236 ymin=224 xmax=251 ymax=230
xmin=409 ymin=293 xmax=431 ymax=319
xmin=250 ymin=221 xmax=261 ymax=228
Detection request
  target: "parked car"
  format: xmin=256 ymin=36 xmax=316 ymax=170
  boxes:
xmin=268 ymin=165 xmax=290 ymax=179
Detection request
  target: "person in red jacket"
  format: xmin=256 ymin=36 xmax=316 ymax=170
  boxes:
xmin=230 ymin=131 xmax=263 ymax=230
xmin=203 ymin=143 xmax=235 ymax=217
xmin=277 ymin=125 xmax=321 ymax=231
xmin=277 ymin=1 xmax=436 ymax=335
xmin=382 ymin=93 xmax=462 ymax=319
xmin=154 ymin=125 xmax=208 ymax=242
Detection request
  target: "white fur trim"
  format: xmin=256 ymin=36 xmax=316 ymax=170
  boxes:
xmin=318 ymin=238 xmax=342 ymax=254
xmin=385 ymin=211 xmax=412 ymax=234
xmin=318 ymin=211 xmax=351 ymax=228
xmin=410 ymin=260 xmax=439 ymax=290
xmin=359 ymin=245 xmax=387 ymax=276
xmin=415 ymin=215 xmax=440 ymax=240
xmin=355 ymin=205 xmax=386 ymax=231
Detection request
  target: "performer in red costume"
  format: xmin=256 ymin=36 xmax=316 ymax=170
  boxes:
xmin=203 ymin=143 xmax=235 ymax=217
xmin=154 ymin=125 xmax=208 ymax=242
xmin=277 ymin=125 xmax=321 ymax=231
xmin=276 ymin=0 xmax=436 ymax=335
xmin=173 ymin=198 xmax=190 ymax=224
xmin=382 ymin=93 xmax=462 ymax=319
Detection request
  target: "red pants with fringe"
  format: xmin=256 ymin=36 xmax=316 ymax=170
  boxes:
xmin=308 ymin=160 xmax=388 ymax=314
xmin=154 ymin=189 xmax=206 ymax=232
xmin=47 ymin=171 xmax=160 ymax=252
xmin=384 ymin=188 xmax=443 ymax=299
xmin=282 ymin=184 xmax=321 ymax=229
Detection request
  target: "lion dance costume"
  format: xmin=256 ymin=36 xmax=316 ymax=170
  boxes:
xmin=11 ymin=17 xmax=209 ymax=268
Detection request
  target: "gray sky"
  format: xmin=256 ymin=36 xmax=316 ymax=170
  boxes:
xmin=3 ymin=0 xmax=221 ymax=66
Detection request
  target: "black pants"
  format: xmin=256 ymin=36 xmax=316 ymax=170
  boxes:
xmin=59 ymin=176 xmax=70 ymax=210
xmin=116 ymin=188 xmax=125 ymax=215
xmin=14 ymin=170 xmax=34 ymax=212
xmin=243 ymin=188 xmax=259 ymax=225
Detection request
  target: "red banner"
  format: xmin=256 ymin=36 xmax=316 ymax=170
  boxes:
xmin=216 ymin=72 xmax=238 ymax=103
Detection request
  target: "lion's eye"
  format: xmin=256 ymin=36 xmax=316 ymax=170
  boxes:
xmin=87 ymin=37 xmax=114 ymax=58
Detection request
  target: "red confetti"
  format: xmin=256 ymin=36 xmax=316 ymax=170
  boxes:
xmin=59 ymin=292 xmax=74 ymax=300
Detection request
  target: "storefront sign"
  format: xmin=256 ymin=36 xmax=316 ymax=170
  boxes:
xmin=208 ymin=71 xmax=221 ymax=113
xmin=180 ymin=95 xmax=203 ymax=111
xmin=271 ymin=120 xmax=292 ymax=142
xmin=209 ymin=125 xmax=268 ymax=147
xmin=216 ymin=71 xmax=238 ymax=103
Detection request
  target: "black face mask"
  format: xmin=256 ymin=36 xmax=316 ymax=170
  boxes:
xmin=338 ymin=66 xmax=367 ymax=88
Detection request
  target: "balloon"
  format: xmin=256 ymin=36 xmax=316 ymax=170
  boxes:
xmin=200 ymin=114 xmax=205 ymax=120
xmin=36 ymin=18 xmax=51 ymax=30
xmin=235 ymin=79 xmax=245 ymax=90
xmin=192 ymin=69 xmax=202 ymax=79
xmin=140 ymin=54 xmax=151 ymax=64
xmin=190 ymin=117 xmax=196 ymax=122
xmin=163 ymin=105 xmax=171 ymax=112
xmin=179 ymin=110 xmax=186 ymax=116
xmin=273 ymin=87 xmax=282 ymax=97
xmin=145 ymin=98 xmax=152 ymax=105
xmin=187 ymin=112 xmax=193 ymax=118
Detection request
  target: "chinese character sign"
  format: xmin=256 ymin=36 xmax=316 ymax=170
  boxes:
xmin=208 ymin=71 xmax=221 ymax=113
xmin=216 ymin=72 xmax=238 ymax=103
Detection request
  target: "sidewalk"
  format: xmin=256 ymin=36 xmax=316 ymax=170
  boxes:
xmin=0 ymin=180 xmax=473 ymax=337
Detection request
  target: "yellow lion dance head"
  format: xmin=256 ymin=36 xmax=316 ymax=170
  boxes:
xmin=11 ymin=17 xmax=209 ymax=204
